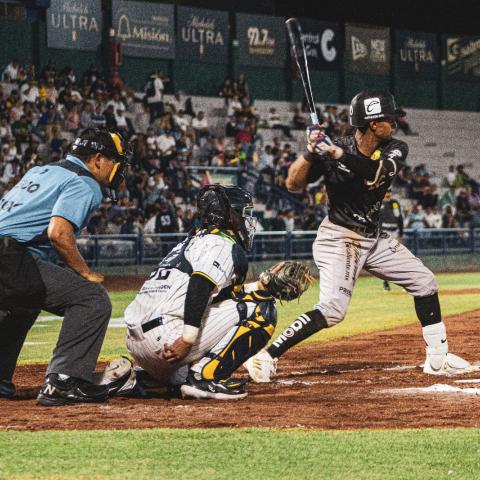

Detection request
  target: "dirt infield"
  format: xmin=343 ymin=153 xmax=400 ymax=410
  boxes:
xmin=3 ymin=309 xmax=480 ymax=431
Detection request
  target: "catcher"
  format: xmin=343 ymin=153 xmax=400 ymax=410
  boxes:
xmin=101 ymin=184 xmax=311 ymax=400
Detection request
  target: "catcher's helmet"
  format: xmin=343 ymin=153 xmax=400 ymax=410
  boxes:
xmin=70 ymin=127 xmax=133 ymax=199
xmin=197 ymin=184 xmax=256 ymax=250
xmin=349 ymin=90 xmax=404 ymax=128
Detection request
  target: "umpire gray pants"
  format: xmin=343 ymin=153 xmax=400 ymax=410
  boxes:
xmin=314 ymin=217 xmax=437 ymax=326
xmin=0 ymin=255 xmax=111 ymax=382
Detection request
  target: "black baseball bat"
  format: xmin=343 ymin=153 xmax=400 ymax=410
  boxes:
xmin=285 ymin=17 xmax=319 ymax=125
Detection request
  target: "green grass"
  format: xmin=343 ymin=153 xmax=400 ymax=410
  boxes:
xmin=21 ymin=272 xmax=480 ymax=365
xmin=1 ymin=428 xmax=480 ymax=479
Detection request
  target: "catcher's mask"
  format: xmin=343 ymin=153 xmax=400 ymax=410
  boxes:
xmin=70 ymin=127 xmax=133 ymax=201
xmin=197 ymin=184 xmax=257 ymax=251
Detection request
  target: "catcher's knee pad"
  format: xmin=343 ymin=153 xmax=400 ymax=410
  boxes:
xmin=202 ymin=295 xmax=277 ymax=381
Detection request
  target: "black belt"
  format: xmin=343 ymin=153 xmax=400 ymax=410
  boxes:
xmin=142 ymin=317 xmax=163 ymax=333
xmin=330 ymin=218 xmax=378 ymax=238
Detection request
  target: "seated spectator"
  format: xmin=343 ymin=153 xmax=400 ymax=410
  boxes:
xmin=226 ymin=94 xmax=243 ymax=117
xmin=406 ymin=204 xmax=427 ymax=230
xmin=424 ymin=206 xmax=442 ymax=229
xmin=301 ymin=206 xmax=317 ymax=230
xmin=103 ymin=104 xmax=117 ymax=130
xmin=219 ymin=78 xmax=234 ymax=104
xmin=440 ymin=185 xmax=457 ymax=212
xmin=442 ymin=205 xmax=459 ymax=228
xmin=20 ymin=79 xmax=39 ymax=104
xmin=66 ymin=103 xmax=81 ymax=133
xmin=156 ymin=129 xmax=176 ymax=170
xmin=284 ymin=210 xmax=295 ymax=232
xmin=11 ymin=114 xmax=31 ymax=146
xmin=169 ymin=91 xmax=195 ymax=117
xmin=105 ymin=214 xmax=125 ymax=234
xmin=237 ymin=72 xmax=250 ymax=105
xmin=293 ymin=108 xmax=308 ymax=129
xmin=267 ymin=107 xmax=292 ymax=138
xmin=173 ymin=109 xmax=190 ymax=133
xmin=467 ymin=186 xmax=480 ymax=210
xmin=270 ymin=211 xmax=286 ymax=231
xmin=444 ymin=165 xmax=456 ymax=187
xmin=456 ymin=189 xmax=472 ymax=226
xmin=91 ymin=103 xmax=106 ymax=128
xmin=191 ymin=111 xmax=209 ymax=145
xmin=2 ymin=60 xmax=20 ymax=82
xmin=419 ymin=185 xmax=438 ymax=209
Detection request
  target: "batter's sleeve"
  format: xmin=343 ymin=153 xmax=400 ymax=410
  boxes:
xmin=51 ymin=178 xmax=98 ymax=231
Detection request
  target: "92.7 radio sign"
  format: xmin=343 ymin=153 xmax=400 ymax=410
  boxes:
xmin=237 ymin=14 xmax=286 ymax=67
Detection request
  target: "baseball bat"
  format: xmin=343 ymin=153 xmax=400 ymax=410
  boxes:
xmin=285 ymin=17 xmax=319 ymax=125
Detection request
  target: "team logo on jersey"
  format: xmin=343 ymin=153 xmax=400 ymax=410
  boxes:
xmin=388 ymin=149 xmax=402 ymax=159
xmin=370 ymin=149 xmax=381 ymax=161
xmin=364 ymin=97 xmax=381 ymax=115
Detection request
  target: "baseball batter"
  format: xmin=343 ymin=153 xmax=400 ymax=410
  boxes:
xmin=245 ymin=90 xmax=473 ymax=382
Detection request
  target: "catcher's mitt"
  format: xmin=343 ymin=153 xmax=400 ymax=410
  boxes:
xmin=259 ymin=261 xmax=314 ymax=302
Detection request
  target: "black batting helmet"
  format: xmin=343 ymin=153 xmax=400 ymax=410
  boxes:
xmin=349 ymin=90 xmax=404 ymax=128
xmin=197 ymin=184 xmax=256 ymax=250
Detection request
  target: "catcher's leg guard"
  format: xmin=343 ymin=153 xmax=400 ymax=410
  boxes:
xmin=193 ymin=295 xmax=277 ymax=381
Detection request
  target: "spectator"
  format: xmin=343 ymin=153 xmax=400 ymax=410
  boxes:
xmin=270 ymin=211 xmax=286 ymax=231
xmin=424 ymin=206 xmax=442 ymax=229
xmin=406 ymin=204 xmax=427 ymax=230
xmin=192 ymin=111 xmax=209 ymax=145
xmin=20 ymin=79 xmax=39 ymax=104
xmin=456 ymin=189 xmax=472 ymax=226
xmin=145 ymin=71 xmax=165 ymax=123
xmin=444 ymin=165 xmax=456 ymax=187
xmin=442 ymin=205 xmax=460 ymax=228
xmin=267 ymin=107 xmax=292 ymax=138
xmin=91 ymin=103 xmax=106 ymax=128
xmin=396 ymin=106 xmax=417 ymax=135
xmin=293 ymin=108 xmax=308 ymax=129
xmin=440 ymin=185 xmax=457 ymax=212
xmin=226 ymin=94 xmax=243 ymax=117
xmin=219 ymin=78 xmax=234 ymax=104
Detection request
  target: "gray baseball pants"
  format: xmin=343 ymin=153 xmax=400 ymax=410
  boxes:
xmin=314 ymin=217 xmax=437 ymax=326
xmin=0 ymin=254 xmax=111 ymax=382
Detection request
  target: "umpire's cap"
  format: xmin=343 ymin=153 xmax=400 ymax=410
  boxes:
xmin=70 ymin=128 xmax=133 ymax=165
xmin=349 ymin=90 xmax=405 ymax=128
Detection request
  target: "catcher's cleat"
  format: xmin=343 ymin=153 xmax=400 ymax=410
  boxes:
xmin=94 ymin=356 xmax=140 ymax=396
xmin=37 ymin=374 xmax=109 ymax=406
xmin=180 ymin=373 xmax=247 ymax=400
xmin=0 ymin=379 xmax=16 ymax=398
xmin=423 ymin=353 xmax=476 ymax=376
xmin=243 ymin=349 xmax=277 ymax=383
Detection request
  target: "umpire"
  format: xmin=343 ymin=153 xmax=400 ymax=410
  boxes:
xmin=0 ymin=127 xmax=131 ymax=406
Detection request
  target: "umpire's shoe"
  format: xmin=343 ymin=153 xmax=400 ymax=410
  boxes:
xmin=0 ymin=379 xmax=16 ymax=398
xmin=37 ymin=374 xmax=109 ymax=406
xmin=181 ymin=373 xmax=247 ymax=400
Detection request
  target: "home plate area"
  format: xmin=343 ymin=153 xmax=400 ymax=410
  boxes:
xmin=2 ymin=309 xmax=480 ymax=431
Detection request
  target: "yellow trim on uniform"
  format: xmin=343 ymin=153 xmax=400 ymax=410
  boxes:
xmin=110 ymin=132 xmax=123 ymax=155
xmin=192 ymin=271 xmax=219 ymax=287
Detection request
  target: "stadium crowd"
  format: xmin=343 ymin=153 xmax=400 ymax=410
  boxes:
xmin=0 ymin=59 xmax=479 ymax=237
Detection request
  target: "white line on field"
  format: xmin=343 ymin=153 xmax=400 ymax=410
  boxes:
xmin=38 ymin=316 xmax=126 ymax=328
xmin=382 ymin=384 xmax=480 ymax=395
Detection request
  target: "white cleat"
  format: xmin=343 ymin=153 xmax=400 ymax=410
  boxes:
xmin=243 ymin=349 xmax=278 ymax=383
xmin=423 ymin=353 xmax=476 ymax=376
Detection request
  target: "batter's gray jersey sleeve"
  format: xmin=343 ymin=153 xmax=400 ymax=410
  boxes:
xmin=186 ymin=235 xmax=235 ymax=291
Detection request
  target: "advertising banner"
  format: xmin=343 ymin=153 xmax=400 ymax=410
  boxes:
xmin=346 ymin=24 xmax=390 ymax=75
xmin=112 ymin=1 xmax=175 ymax=59
xmin=297 ymin=18 xmax=340 ymax=70
xmin=236 ymin=14 xmax=286 ymax=67
xmin=444 ymin=35 xmax=480 ymax=78
xmin=176 ymin=6 xmax=229 ymax=63
xmin=395 ymin=30 xmax=438 ymax=79
xmin=47 ymin=0 xmax=102 ymax=51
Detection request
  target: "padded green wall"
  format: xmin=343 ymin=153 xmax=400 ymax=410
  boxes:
xmin=174 ymin=61 xmax=228 ymax=96
xmin=0 ymin=19 xmax=33 ymax=69
xmin=291 ymin=70 xmax=341 ymax=104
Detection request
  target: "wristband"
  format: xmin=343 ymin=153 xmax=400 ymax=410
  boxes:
xmin=303 ymin=151 xmax=321 ymax=163
xmin=182 ymin=325 xmax=199 ymax=344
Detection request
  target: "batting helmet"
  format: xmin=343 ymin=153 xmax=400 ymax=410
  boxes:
xmin=349 ymin=90 xmax=404 ymax=128
xmin=197 ymin=184 xmax=256 ymax=251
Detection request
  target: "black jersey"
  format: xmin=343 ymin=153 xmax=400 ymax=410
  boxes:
xmin=306 ymin=135 xmax=408 ymax=232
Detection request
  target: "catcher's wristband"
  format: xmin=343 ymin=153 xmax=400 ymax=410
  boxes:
xmin=303 ymin=151 xmax=322 ymax=163
xmin=182 ymin=325 xmax=199 ymax=344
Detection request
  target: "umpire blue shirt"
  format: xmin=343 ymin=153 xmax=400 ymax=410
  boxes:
xmin=0 ymin=154 xmax=103 ymax=258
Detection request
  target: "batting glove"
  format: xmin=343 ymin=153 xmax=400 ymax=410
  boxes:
xmin=306 ymin=126 xmax=343 ymax=160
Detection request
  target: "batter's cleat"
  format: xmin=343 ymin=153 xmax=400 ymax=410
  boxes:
xmin=0 ymin=379 xmax=16 ymax=398
xmin=243 ymin=349 xmax=277 ymax=383
xmin=383 ymin=281 xmax=391 ymax=292
xmin=37 ymin=374 xmax=109 ymax=406
xmin=180 ymin=373 xmax=247 ymax=400
xmin=423 ymin=353 xmax=476 ymax=376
